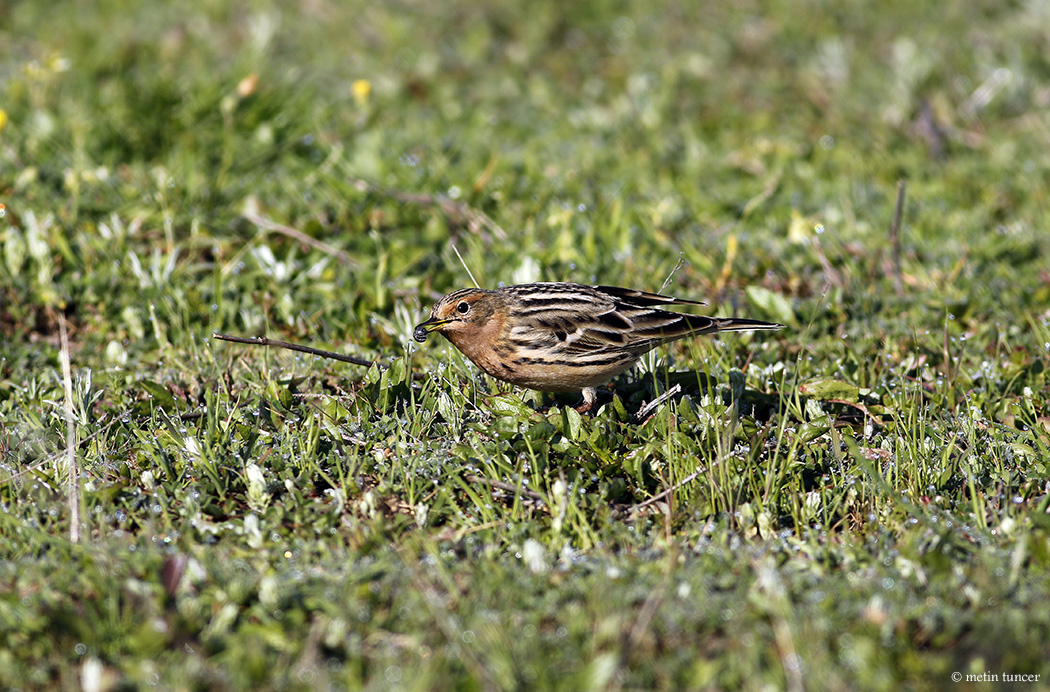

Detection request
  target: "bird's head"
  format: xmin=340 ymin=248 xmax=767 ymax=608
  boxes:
xmin=413 ymin=288 xmax=498 ymax=343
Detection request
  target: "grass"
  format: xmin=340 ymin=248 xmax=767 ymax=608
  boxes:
xmin=2 ymin=0 xmax=1050 ymax=689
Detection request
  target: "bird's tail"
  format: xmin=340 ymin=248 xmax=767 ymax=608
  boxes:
xmin=709 ymin=317 xmax=784 ymax=333
xmin=641 ymin=313 xmax=783 ymax=342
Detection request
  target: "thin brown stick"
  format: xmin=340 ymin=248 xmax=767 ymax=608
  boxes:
xmin=213 ymin=333 xmax=432 ymax=383
xmin=889 ymin=179 xmax=906 ymax=296
xmin=629 ymin=465 xmax=705 ymax=514
xmin=213 ymin=333 xmax=377 ymax=367
xmin=465 ymin=474 xmax=546 ymax=502
xmin=633 ymin=383 xmax=682 ymax=422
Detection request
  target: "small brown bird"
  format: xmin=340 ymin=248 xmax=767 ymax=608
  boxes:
xmin=414 ymin=282 xmax=782 ymax=411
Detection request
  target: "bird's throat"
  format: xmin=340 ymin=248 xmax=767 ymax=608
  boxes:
xmin=443 ymin=310 xmax=515 ymax=380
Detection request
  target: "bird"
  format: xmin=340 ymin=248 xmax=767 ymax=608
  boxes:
xmin=413 ymin=282 xmax=782 ymax=412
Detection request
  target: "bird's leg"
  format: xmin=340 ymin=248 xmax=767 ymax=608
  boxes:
xmin=575 ymin=387 xmax=598 ymax=414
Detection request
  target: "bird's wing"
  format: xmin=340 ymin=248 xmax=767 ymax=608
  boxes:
xmin=591 ymin=285 xmax=707 ymax=308
xmin=503 ymin=283 xmax=769 ymax=359
xmin=569 ymin=305 xmax=722 ymax=353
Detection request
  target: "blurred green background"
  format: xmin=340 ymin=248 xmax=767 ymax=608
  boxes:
xmin=2 ymin=0 xmax=1049 ymax=689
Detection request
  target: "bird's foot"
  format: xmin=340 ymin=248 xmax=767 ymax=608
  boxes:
xmin=574 ymin=387 xmax=598 ymax=414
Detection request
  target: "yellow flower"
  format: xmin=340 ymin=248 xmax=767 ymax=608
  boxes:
xmin=352 ymin=79 xmax=372 ymax=107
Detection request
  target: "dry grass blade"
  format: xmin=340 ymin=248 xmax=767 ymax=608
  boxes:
xmin=889 ymin=179 xmax=906 ymax=297
xmin=58 ymin=317 xmax=80 ymax=544
xmin=466 ymin=474 xmax=546 ymax=502
xmin=629 ymin=465 xmax=704 ymax=515
xmin=348 ymin=176 xmax=508 ymax=241
xmin=243 ymin=212 xmax=360 ymax=268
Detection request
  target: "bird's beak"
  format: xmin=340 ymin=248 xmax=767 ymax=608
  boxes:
xmin=413 ymin=317 xmax=452 ymax=342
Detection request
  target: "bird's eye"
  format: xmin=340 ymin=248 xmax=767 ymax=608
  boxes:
xmin=456 ymin=301 xmax=470 ymax=314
